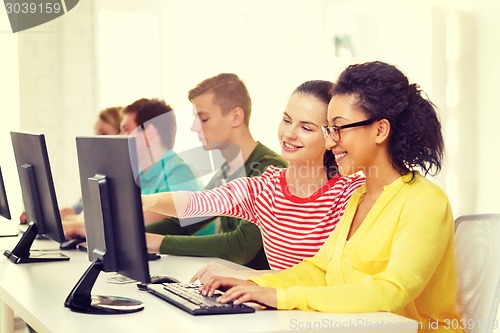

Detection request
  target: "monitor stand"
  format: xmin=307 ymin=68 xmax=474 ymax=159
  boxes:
xmin=65 ymin=260 xmax=145 ymax=314
xmin=3 ymin=222 xmax=70 ymax=264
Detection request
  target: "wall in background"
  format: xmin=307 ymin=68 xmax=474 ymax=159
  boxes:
xmin=5 ymin=0 xmax=500 ymax=218
xmin=95 ymin=0 xmax=335 ymax=155
xmin=476 ymin=0 xmax=500 ymax=213
xmin=0 ymin=11 xmax=21 ymax=220
xmin=16 ymin=1 xmax=96 ymax=209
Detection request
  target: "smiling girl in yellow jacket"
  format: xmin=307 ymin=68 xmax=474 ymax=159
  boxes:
xmin=202 ymin=61 xmax=463 ymax=333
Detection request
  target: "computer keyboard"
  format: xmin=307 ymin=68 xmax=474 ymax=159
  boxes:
xmin=146 ymin=283 xmax=255 ymax=315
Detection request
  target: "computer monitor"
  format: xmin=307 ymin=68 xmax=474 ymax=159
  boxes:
xmin=65 ymin=135 xmax=150 ymax=314
xmin=0 ymin=165 xmax=19 ymax=237
xmin=0 ymin=165 xmax=11 ymax=220
xmin=4 ymin=131 xmax=69 ymax=263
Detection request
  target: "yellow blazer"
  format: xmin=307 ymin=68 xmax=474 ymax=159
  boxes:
xmin=251 ymin=173 xmax=462 ymax=333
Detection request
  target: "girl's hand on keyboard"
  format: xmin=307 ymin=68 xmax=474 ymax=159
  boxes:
xmin=218 ymin=285 xmax=277 ymax=309
xmin=201 ymin=277 xmax=255 ymax=297
xmin=201 ymin=277 xmax=277 ymax=308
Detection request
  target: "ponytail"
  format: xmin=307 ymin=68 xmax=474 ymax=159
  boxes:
xmin=389 ymin=84 xmax=443 ymax=176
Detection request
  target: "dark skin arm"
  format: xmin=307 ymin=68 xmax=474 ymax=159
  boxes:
xmin=201 ymin=276 xmax=277 ymax=308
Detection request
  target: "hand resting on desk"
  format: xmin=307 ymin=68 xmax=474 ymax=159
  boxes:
xmin=145 ymin=232 xmax=165 ymax=253
xmin=190 ymin=262 xmax=274 ymax=284
xmin=62 ymin=219 xmax=86 ymax=239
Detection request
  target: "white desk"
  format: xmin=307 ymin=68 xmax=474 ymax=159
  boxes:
xmin=0 ymin=236 xmax=418 ymax=333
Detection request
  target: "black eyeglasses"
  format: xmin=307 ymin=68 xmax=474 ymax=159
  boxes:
xmin=321 ymin=118 xmax=377 ymax=142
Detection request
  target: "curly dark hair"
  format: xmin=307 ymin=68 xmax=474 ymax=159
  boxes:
xmin=294 ymin=80 xmax=339 ymax=180
xmin=330 ymin=61 xmax=444 ymax=177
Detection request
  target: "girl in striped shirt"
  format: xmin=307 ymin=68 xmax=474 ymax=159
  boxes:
xmin=143 ymin=80 xmax=364 ymax=280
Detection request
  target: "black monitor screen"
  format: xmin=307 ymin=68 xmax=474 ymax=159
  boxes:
xmin=4 ymin=131 xmax=69 ymax=263
xmin=0 ymin=166 xmax=11 ymax=220
xmin=65 ymin=135 xmax=150 ymax=314
xmin=0 ymin=165 xmax=19 ymax=237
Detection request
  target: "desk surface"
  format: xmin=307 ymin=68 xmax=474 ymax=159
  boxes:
xmin=0 ymin=236 xmax=418 ymax=333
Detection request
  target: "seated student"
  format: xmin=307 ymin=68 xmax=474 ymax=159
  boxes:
xmin=62 ymin=98 xmax=201 ymax=237
xmin=145 ymin=73 xmax=287 ymax=270
xmin=121 ymin=98 xmax=201 ymax=194
xmin=199 ymin=61 xmax=463 ymax=332
xmin=120 ymin=98 xmax=201 ymax=223
xmin=143 ymin=79 xmax=365 ymax=273
xmin=60 ymin=106 xmax=124 ymax=219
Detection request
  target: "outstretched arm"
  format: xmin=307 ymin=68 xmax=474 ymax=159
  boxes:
xmin=143 ymin=173 xmax=265 ymax=223
xmin=141 ymin=191 xmax=190 ymax=217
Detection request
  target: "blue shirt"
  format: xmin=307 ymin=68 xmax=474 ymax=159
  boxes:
xmin=139 ymin=150 xmax=201 ymax=194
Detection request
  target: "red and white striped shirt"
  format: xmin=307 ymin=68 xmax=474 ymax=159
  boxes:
xmin=181 ymin=166 xmax=365 ymax=270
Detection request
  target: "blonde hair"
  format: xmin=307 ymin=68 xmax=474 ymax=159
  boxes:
xmin=98 ymin=106 xmax=123 ymax=134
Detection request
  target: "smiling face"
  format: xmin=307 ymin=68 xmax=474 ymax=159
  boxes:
xmin=277 ymin=92 xmax=328 ymax=166
xmin=190 ymin=92 xmax=234 ymax=151
xmin=325 ymin=94 xmax=379 ymax=176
